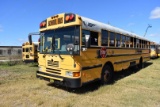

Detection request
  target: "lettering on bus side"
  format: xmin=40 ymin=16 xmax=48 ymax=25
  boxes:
xmin=83 ymin=21 xmax=95 ymax=27
xmin=48 ymin=17 xmax=63 ymax=26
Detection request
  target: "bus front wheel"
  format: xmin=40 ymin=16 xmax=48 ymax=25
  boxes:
xmin=101 ymin=65 xmax=113 ymax=85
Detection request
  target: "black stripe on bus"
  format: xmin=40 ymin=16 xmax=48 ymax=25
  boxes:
xmin=96 ymin=53 xmax=149 ymax=58
xmin=106 ymin=53 xmax=141 ymax=57
xmin=143 ymin=56 xmax=150 ymax=58
xmin=114 ymin=58 xmax=140 ymax=64
xmin=82 ymin=64 xmax=102 ymax=70
xmin=112 ymin=53 xmax=149 ymax=56
xmin=37 ymin=71 xmax=63 ymax=79
xmin=85 ymin=46 xmax=150 ymax=50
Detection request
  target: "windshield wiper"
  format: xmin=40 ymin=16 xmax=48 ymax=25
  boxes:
xmin=58 ymin=51 xmax=64 ymax=60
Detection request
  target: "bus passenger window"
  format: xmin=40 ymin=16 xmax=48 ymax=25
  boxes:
xmin=90 ymin=31 xmax=98 ymax=46
xmin=23 ymin=48 xmax=25 ymax=52
xmin=109 ymin=32 xmax=115 ymax=47
xmin=136 ymin=39 xmax=140 ymax=48
xmin=144 ymin=41 xmax=146 ymax=48
xmin=147 ymin=42 xmax=150 ymax=49
xmin=26 ymin=48 xmax=29 ymax=52
xmin=139 ymin=40 xmax=142 ymax=48
xmin=101 ymin=30 xmax=108 ymax=46
xmin=121 ymin=35 xmax=126 ymax=47
xmin=130 ymin=37 xmax=134 ymax=48
xmin=82 ymin=30 xmax=90 ymax=45
xmin=116 ymin=33 xmax=121 ymax=47
xmin=126 ymin=36 xmax=130 ymax=48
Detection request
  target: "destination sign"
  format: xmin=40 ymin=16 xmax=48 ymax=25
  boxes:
xmin=48 ymin=17 xmax=63 ymax=26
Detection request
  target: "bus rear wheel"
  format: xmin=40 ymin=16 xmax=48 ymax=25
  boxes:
xmin=101 ymin=65 xmax=113 ymax=85
xmin=138 ymin=58 xmax=143 ymax=69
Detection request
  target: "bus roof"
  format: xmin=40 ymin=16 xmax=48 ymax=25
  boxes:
xmin=81 ymin=16 xmax=149 ymax=42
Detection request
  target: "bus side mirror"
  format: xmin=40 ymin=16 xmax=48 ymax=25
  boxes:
xmin=85 ymin=35 xmax=90 ymax=48
xmin=37 ymin=44 xmax=40 ymax=52
xmin=28 ymin=35 xmax=32 ymax=45
xmin=66 ymin=43 xmax=75 ymax=54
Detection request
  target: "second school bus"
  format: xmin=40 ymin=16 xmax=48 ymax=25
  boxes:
xmin=22 ymin=42 xmax=39 ymax=63
xmin=33 ymin=13 xmax=151 ymax=88
xmin=150 ymin=42 xmax=158 ymax=58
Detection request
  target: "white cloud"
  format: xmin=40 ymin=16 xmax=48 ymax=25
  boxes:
xmin=150 ymin=7 xmax=160 ymax=19
xmin=127 ymin=23 xmax=135 ymax=27
xmin=149 ymin=33 xmax=160 ymax=37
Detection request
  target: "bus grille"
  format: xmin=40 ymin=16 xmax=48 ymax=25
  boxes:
xmin=46 ymin=68 xmax=61 ymax=75
xmin=47 ymin=60 xmax=59 ymax=67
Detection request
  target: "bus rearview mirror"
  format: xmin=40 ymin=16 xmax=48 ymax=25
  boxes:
xmin=85 ymin=35 xmax=90 ymax=48
xmin=28 ymin=35 xmax=32 ymax=45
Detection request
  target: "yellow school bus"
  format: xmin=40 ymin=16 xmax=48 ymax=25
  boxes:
xmin=34 ymin=13 xmax=151 ymax=88
xmin=157 ymin=44 xmax=160 ymax=57
xmin=150 ymin=42 xmax=158 ymax=59
xmin=22 ymin=42 xmax=39 ymax=63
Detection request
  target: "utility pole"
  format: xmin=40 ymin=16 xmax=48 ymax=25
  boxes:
xmin=144 ymin=24 xmax=152 ymax=37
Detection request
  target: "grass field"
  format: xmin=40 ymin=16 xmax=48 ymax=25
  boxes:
xmin=0 ymin=59 xmax=160 ymax=107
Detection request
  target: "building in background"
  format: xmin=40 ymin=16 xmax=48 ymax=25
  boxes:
xmin=0 ymin=46 xmax=22 ymax=60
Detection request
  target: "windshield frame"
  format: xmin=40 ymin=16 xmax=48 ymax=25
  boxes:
xmin=39 ymin=25 xmax=80 ymax=55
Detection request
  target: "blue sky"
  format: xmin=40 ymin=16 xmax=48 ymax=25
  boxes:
xmin=0 ymin=0 xmax=160 ymax=46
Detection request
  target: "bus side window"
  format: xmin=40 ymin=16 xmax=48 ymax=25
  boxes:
xmin=82 ymin=30 xmax=90 ymax=45
xmin=121 ymin=35 xmax=126 ymax=47
xmin=134 ymin=38 xmax=137 ymax=48
xmin=126 ymin=36 xmax=130 ymax=48
xmin=116 ymin=33 xmax=121 ymax=47
xmin=130 ymin=37 xmax=134 ymax=48
xmin=90 ymin=31 xmax=98 ymax=46
xmin=144 ymin=41 xmax=146 ymax=49
xmin=101 ymin=30 xmax=108 ymax=46
xmin=139 ymin=40 xmax=142 ymax=48
xmin=109 ymin=32 xmax=115 ymax=47
xmin=136 ymin=39 xmax=140 ymax=48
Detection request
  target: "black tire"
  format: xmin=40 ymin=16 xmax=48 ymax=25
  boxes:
xmin=138 ymin=58 xmax=144 ymax=69
xmin=101 ymin=65 xmax=114 ymax=85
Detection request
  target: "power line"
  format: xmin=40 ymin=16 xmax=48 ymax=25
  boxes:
xmin=144 ymin=24 xmax=152 ymax=37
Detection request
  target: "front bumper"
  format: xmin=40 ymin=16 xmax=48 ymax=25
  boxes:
xmin=36 ymin=71 xmax=81 ymax=88
xmin=23 ymin=59 xmax=37 ymax=63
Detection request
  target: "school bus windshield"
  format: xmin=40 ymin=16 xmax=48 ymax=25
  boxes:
xmin=39 ymin=26 xmax=80 ymax=55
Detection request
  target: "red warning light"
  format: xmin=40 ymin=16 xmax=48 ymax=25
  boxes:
xmin=69 ymin=14 xmax=74 ymax=21
xmin=40 ymin=20 xmax=46 ymax=28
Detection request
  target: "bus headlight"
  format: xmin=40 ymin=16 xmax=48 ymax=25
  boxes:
xmin=66 ymin=71 xmax=73 ymax=77
xmin=38 ymin=67 xmax=42 ymax=71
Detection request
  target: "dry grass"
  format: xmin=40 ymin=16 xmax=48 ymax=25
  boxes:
xmin=0 ymin=59 xmax=160 ymax=107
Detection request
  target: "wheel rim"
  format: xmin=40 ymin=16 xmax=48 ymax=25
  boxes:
xmin=103 ymin=69 xmax=110 ymax=82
